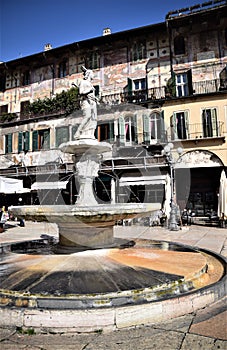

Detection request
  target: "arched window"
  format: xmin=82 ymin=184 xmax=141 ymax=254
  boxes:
xmin=174 ymin=35 xmax=185 ymax=55
xmin=143 ymin=112 xmax=165 ymax=143
xmin=118 ymin=115 xmax=137 ymax=145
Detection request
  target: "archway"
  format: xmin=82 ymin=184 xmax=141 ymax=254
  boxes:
xmin=175 ymin=150 xmax=224 ymax=216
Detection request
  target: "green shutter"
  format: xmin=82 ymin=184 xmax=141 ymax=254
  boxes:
xmin=143 ymin=114 xmax=150 ymax=143
xmin=171 ymin=113 xmax=177 ymax=140
xmin=118 ymin=116 xmax=125 ymax=144
xmin=72 ymin=125 xmax=79 ymax=139
xmin=211 ymin=108 xmax=218 ymax=136
xmin=56 ymin=127 xmax=69 ymax=147
xmin=187 ymin=70 xmax=193 ymax=95
xmin=18 ymin=132 xmax=23 ymax=152
xmin=43 ymin=130 xmax=50 ymax=149
xmin=94 ymin=85 xmax=99 ymax=97
xmin=127 ymin=78 xmax=133 ymax=96
xmin=32 ymin=130 xmax=38 ymax=151
xmin=133 ymin=115 xmax=138 ymax=143
xmin=160 ymin=111 xmax=166 ymax=142
xmin=184 ymin=111 xmax=189 ymax=139
xmin=109 ymin=122 xmax=114 ymax=142
xmin=24 ymin=131 xmax=30 ymax=151
xmin=6 ymin=134 xmax=12 ymax=153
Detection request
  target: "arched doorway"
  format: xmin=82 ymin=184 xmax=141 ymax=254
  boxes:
xmin=175 ymin=150 xmax=224 ymax=217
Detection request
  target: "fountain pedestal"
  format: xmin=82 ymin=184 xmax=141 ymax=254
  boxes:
xmin=9 ymin=139 xmax=160 ymax=250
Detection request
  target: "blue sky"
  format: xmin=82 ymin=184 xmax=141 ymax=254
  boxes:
xmin=1 ymin=0 xmax=201 ymax=62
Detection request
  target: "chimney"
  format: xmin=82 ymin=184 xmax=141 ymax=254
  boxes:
xmin=103 ymin=28 xmax=111 ymax=36
xmin=44 ymin=43 xmax=52 ymax=51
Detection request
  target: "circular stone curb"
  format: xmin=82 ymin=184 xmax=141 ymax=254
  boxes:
xmin=0 ymin=241 xmax=226 ymax=333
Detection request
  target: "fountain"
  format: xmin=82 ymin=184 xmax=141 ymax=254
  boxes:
xmin=0 ymin=67 xmax=226 ymax=333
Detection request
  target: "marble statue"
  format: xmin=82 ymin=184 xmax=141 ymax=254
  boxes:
xmin=73 ymin=66 xmax=99 ymax=139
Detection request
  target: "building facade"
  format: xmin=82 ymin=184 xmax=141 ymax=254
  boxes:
xmin=0 ymin=1 xmax=226 ymax=220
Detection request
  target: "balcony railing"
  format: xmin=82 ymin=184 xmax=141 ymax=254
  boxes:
xmin=0 ymin=79 xmax=226 ymax=124
xmin=173 ymin=121 xmax=225 ymax=141
xmin=100 ymin=78 xmax=226 ymax=105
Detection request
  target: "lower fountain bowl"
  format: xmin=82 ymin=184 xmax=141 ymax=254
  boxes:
xmin=8 ymin=203 xmax=160 ymax=249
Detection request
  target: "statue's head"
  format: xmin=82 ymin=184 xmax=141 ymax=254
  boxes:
xmin=81 ymin=66 xmax=94 ymax=80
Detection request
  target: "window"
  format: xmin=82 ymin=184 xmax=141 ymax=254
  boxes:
xmin=175 ymin=73 xmax=189 ymax=97
xmin=132 ymin=42 xmax=146 ymax=61
xmin=171 ymin=111 xmax=189 ymax=140
xmin=118 ymin=115 xmax=137 ymax=145
xmin=18 ymin=131 xmax=30 ymax=152
xmin=87 ymin=52 xmax=100 ymax=70
xmin=143 ymin=112 xmax=165 ymax=143
xmin=20 ymin=101 xmax=30 ymax=114
xmin=96 ymin=122 xmax=114 ymax=142
xmin=0 ymin=105 xmax=8 ymax=114
xmin=127 ymin=78 xmax=147 ymax=102
xmin=5 ymin=134 xmax=12 ymax=153
xmin=58 ymin=61 xmax=67 ymax=78
xmin=174 ymin=35 xmax=185 ymax=55
xmin=55 ymin=126 xmax=69 ymax=147
xmin=32 ymin=129 xmax=50 ymax=151
xmin=22 ymin=70 xmax=31 ymax=86
xmin=134 ymin=78 xmax=146 ymax=91
xmin=202 ymin=108 xmax=218 ymax=137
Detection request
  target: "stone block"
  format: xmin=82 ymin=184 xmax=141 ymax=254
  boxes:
xmin=115 ymin=302 xmax=163 ymax=329
xmin=23 ymin=308 xmax=115 ymax=333
xmin=0 ymin=308 xmax=23 ymax=327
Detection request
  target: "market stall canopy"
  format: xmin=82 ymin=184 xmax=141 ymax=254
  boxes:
xmin=31 ymin=181 xmax=68 ymax=190
xmin=0 ymin=176 xmax=30 ymax=193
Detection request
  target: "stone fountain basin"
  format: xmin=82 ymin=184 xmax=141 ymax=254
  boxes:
xmin=9 ymin=203 xmax=160 ymax=249
xmin=9 ymin=203 xmax=160 ymax=224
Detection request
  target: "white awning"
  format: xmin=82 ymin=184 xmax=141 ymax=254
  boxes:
xmin=0 ymin=176 xmax=30 ymax=194
xmin=31 ymin=181 xmax=68 ymax=190
xmin=119 ymin=175 xmax=167 ymax=187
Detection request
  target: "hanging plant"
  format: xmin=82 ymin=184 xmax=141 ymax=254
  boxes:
xmin=26 ymin=87 xmax=80 ymax=116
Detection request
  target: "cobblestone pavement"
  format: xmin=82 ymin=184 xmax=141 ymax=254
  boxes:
xmin=0 ymin=222 xmax=226 ymax=349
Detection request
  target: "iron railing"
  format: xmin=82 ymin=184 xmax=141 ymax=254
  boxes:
xmin=173 ymin=121 xmax=225 ymax=140
xmin=0 ymin=79 xmax=226 ymax=124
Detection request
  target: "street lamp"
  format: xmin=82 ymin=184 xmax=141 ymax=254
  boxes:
xmin=163 ymin=143 xmax=183 ymax=231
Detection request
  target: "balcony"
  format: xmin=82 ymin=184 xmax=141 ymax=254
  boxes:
xmin=0 ymin=79 xmax=226 ymax=125
xmin=100 ymin=78 xmax=226 ymax=106
xmin=172 ymin=121 xmax=225 ymax=141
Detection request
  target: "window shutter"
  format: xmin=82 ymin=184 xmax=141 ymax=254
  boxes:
xmin=43 ymin=130 xmax=50 ymax=149
xmin=94 ymin=85 xmax=99 ymax=97
xmin=187 ymin=70 xmax=193 ymax=95
xmin=133 ymin=115 xmax=138 ymax=143
xmin=160 ymin=111 xmax=166 ymax=142
xmin=109 ymin=122 xmax=114 ymax=142
xmin=6 ymin=134 xmax=13 ymax=153
xmin=118 ymin=116 xmax=125 ymax=144
xmin=211 ymin=108 xmax=218 ymax=136
xmin=171 ymin=113 xmax=177 ymax=140
xmin=18 ymin=132 xmax=23 ymax=152
xmin=184 ymin=111 xmax=189 ymax=138
xmin=56 ymin=127 xmax=69 ymax=147
xmin=127 ymin=78 xmax=133 ymax=95
xmin=32 ymin=130 xmax=38 ymax=151
xmin=72 ymin=125 xmax=79 ymax=139
xmin=24 ymin=131 xmax=30 ymax=151
xmin=143 ymin=114 xmax=150 ymax=142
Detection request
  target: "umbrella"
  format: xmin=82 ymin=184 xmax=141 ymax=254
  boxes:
xmin=217 ymin=170 xmax=227 ymax=221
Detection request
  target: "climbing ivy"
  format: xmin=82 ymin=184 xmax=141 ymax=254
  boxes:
xmin=25 ymin=87 xmax=80 ymax=116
